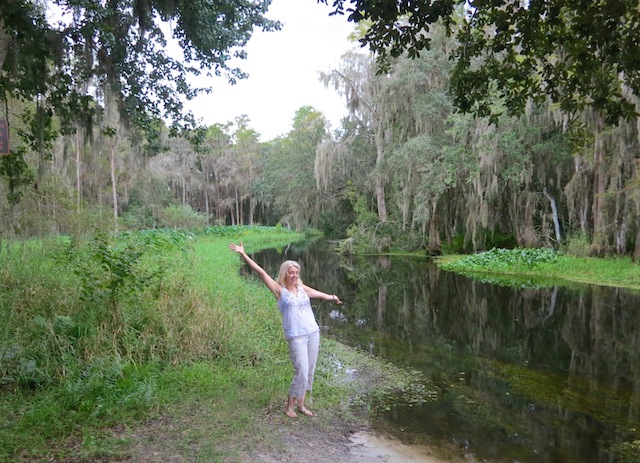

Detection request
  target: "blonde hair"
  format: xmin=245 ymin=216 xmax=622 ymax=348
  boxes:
xmin=277 ymin=260 xmax=303 ymax=287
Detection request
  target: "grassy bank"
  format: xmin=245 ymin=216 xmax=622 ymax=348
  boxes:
xmin=0 ymin=227 xmax=310 ymax=461
xmin=438 ymin=248 xmax=640 ymax=291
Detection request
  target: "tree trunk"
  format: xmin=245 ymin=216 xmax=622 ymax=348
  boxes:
xmin=592 ymin=117 xmax=607 ymax=249
xmin=543 ymin=187 xmax=562 ymax=244
xmin=428 ymin=198 xmax=441 ymax=254
xmin=204 ymin=189 xmax=210 ymax=218
xmin=522 ymin=193 xmax=537 ymax=247
xmin=109 ymin=136 xmax=118 ymax=229
xmin=0 ymin=9 xmax=13 ymax=72
xmin=249 ymin=196 xmax=255 ymax=225
xmin=36 ymin=98 xmax=47 ymax=183
xmin=374 ymin=125 xmax=387 ymax=222
xmin=235 ymin=188 xmax=241 ymax=225
xmin=76 ymin=130 xmax=82 ymax=210
xmin=633 ymin=227 xmax=640 ymax=262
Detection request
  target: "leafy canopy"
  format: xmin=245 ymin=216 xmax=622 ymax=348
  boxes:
xmin=0 ymin=0 xmax=280 ymax=135
xmin=322 ymin=0 xmax=640 ymax=125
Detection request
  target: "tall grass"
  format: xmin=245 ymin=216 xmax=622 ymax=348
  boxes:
xmin=0 ymin=227 xmax=305 ymax=462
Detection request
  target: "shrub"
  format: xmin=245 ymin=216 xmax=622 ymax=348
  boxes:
xmin=561 ymin=233 xmax=591 ymax=258
xmin=160 ymin=205 xmax=208 ymax=229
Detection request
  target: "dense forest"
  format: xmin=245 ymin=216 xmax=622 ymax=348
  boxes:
xmin=1 ymin=1 xmax=640 ymax=259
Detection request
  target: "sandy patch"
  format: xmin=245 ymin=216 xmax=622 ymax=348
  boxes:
xmin=348 ymin=432 xmax=461 ymax=463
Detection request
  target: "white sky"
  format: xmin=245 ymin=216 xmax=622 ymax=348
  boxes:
xmin=185 ymin=0 xmax=357 ymax=141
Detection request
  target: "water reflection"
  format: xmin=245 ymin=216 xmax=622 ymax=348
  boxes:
xmin=247 ymin=240 xmax=640 ymax=463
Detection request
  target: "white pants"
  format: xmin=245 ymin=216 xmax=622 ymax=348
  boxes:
xmin=287 ymin=331 xmax=320 ymax=399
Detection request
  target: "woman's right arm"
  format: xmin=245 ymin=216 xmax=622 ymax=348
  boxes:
xmin=229 ymin=241 xmax=281 ymax=299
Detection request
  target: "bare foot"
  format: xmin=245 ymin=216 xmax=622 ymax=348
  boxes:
xmin=298 ymin=407 xmax=314 ymax=417
xmin=284 ymin=408 xmax=298 ymax=418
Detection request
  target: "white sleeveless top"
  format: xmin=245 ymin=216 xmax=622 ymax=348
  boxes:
xmin=277 ymin=286 xmax=320 ymax=340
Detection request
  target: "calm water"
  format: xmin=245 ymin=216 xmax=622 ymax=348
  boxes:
xmin=248 ymin=240 xmax=640 ymax=463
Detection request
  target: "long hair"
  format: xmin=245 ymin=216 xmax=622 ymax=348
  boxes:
xmin=277 ymin=260 xmax=303 ymax=287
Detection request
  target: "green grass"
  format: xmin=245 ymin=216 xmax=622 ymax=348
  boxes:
xmin=0 ymin=227 xmax=305 ymax=462
xmin=540 ymin=255 xmax=640 ymax=289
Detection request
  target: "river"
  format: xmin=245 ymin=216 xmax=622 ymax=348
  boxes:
xmin=247 ymin=240 xmax=640 ymax=463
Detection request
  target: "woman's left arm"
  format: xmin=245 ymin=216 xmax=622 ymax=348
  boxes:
xmin=303 ymin=285 xmax=342 ymax=304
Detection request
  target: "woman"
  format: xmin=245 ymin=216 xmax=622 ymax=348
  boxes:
xmin=229 ymin=241 xmax=342 ymax=418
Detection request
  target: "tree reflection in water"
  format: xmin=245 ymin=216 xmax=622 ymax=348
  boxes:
xmin=247 ymin=241 xmax=640 ymax=463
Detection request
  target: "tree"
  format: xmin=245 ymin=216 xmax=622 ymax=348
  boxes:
xmin=261 ymin=106 xmax=326 ymax=230
xmin=0 ymin=0 xmax=279 ymax=233
xmin=0 ymin=0 xmax=280 ymax=204
xmin=322 ymin=0 xmax=640 ymax=125
xmin=0 ymin=1 xmax=279 ymax=134
xmin=231 ymin=115 xmax=261 ymax=225
xmin=320 ymin=51 xmax=391 ymax=223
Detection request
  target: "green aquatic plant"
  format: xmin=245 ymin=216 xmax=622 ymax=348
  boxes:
xmin=441 ymin=248 xmax=560 ymax=273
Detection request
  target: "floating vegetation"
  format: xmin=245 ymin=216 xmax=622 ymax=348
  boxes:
xmin=439 ymin=248 xmax=566 ymax=288
xmin=317 ymin=338 xmax=440 ymax=417
xmin=442 ymin=247 xmax=559 ymax=272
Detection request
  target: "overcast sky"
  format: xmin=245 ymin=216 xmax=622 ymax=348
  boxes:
xmin=185 ymin=0 xmax=357 ymax=141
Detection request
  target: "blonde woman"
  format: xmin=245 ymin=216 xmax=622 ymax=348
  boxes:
xmin=229 ymin=241 xmax=342 ymax=418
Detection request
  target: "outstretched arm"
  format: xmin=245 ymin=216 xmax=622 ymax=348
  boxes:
xmin=229 ymin=242 xmax=281 ymax=299
xmin=303 ymin=285 xmax=343 ymax=305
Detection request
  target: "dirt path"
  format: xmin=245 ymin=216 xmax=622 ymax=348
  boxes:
xmin=105 ymin=341 xmax=465 ymax=463
xmin=242 ymin=413 xmax=449 ymax=463
xmin=123 ymin=407 xmax=462 ymax=463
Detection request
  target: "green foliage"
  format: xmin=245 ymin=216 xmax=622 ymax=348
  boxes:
xmin=561 ymin=233 xmax=592 ymax=258
xmin=0 ymin=229 xmax=194 ymax=389
xmin=442 ymin=247 xmax=559 ymax=273
xmin=611 ymin=437 xmax=640 ymax=463
xmin=121 ymin=177 xmax=176 ymax=229
xmin=485 ymin=231 xmax=518 ymax=250
xmin=0 ymin=147 xmax=34 ymax=205
xmin=69 ymin=231 xmax=177 ymax=316
xmin=259 ymin=107 xmax=326 ymax=229
xmin=439 ymin=249 xmax=640 ymax=290
xmin=200 ymin=224 xmax=302 ymax=240
xmin=328 ymin=0 xmax=640 ymax=125
xmin=0 ymin=0 xmax=281 ymax=139
xmin=442 ymin=234 xmax=466 ymax=254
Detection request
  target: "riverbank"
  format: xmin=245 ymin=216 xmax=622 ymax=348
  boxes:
xmin=102 ymin=337 xmax=462 ymax=463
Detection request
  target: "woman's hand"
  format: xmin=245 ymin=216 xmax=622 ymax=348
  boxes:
xmin=229 ymin=241 xmax=245 ymax=254
xmin=229 ymin=241 xmax=281 ymax=299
